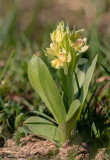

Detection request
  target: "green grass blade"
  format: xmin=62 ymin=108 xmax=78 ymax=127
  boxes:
xmin=15 ymin=113 xmax=24 ymax=129
xmin=0 ymin=50 xmax=15 ymax=83
xmin=0 ymin=8 xmax=17 ymax=48
xmin=101 ymin=64 xmax=110 ymax=75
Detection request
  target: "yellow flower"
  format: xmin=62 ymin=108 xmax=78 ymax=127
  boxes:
xmin=46 ymin=48 xmax=57 ymax=56
xmin=79 ymin=45 xmax=89 ymax=53
xmin=55 ymin=31 xmax=62 ymax=43
xmin=71 ymin=38 xmax=89 ymax=53
xmin=50 ymin=43 xmax=60 ymax=52
xmin=51 ymin=58 xmax=68 ymax=75
xmin=51 ymin=59 xmax=63 ymax=68
xmin=46 ymin=43 xmax=60 ymax=57
xmin=58 ymin=52 xmax=67 ymax=63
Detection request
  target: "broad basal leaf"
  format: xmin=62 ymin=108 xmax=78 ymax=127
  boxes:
xmin=28 ymin=55 xmax=66 ymax=124
xmin=23 ymin=116 xmax=59 ymax=142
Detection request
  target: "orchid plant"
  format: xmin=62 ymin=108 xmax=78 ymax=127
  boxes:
xmin=25 ymin=21 xmax=98 ymax=145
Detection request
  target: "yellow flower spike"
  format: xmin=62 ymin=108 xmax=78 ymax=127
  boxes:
xmin=46 ymin=21 xmax=89 ymax=75
xmin=51 ymin=59 xmax=63 ymax=68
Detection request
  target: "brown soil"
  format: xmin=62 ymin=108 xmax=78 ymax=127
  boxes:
xmin=0 ymin=135 xmax=109 ymax=160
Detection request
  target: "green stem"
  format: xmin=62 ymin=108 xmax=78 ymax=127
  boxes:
xmin=59 ymin=69 xmax=74 ymax=110
xmin=58 ymin=123 xmax=71 ymax=144
xmin=67 ymin=75 xmax=74 ymax=106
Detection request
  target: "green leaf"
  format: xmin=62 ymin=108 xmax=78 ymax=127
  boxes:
xmin=23 ymin=116 xmax=59 ymax=142
xmin=68 ymin=47 xmax=77 ymax=75
xmin=66 ymin=100 xmax=81 ymax=121
xmin=28 ymin=55 xmax=66 ymax=124
xmin=80 ymin=54 xmax=98 ymax=104
xmin=101 ymin=64 xmax=110 ymax=75
xmin=62 ymin=33 xmax=70 ymax=54
xmin=0 ymin=125 xmax=2 ymax=134
xmin=15 ymin=113 xmax=24 ymax=129
xmin=91 ymin=122 xmax=98 ymax=137
xmin=73 ymin=60 xmax=88 ymax=98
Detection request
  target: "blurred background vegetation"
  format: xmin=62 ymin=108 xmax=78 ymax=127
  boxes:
xmin=0 ymin=0 xmax=110 ymax=151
